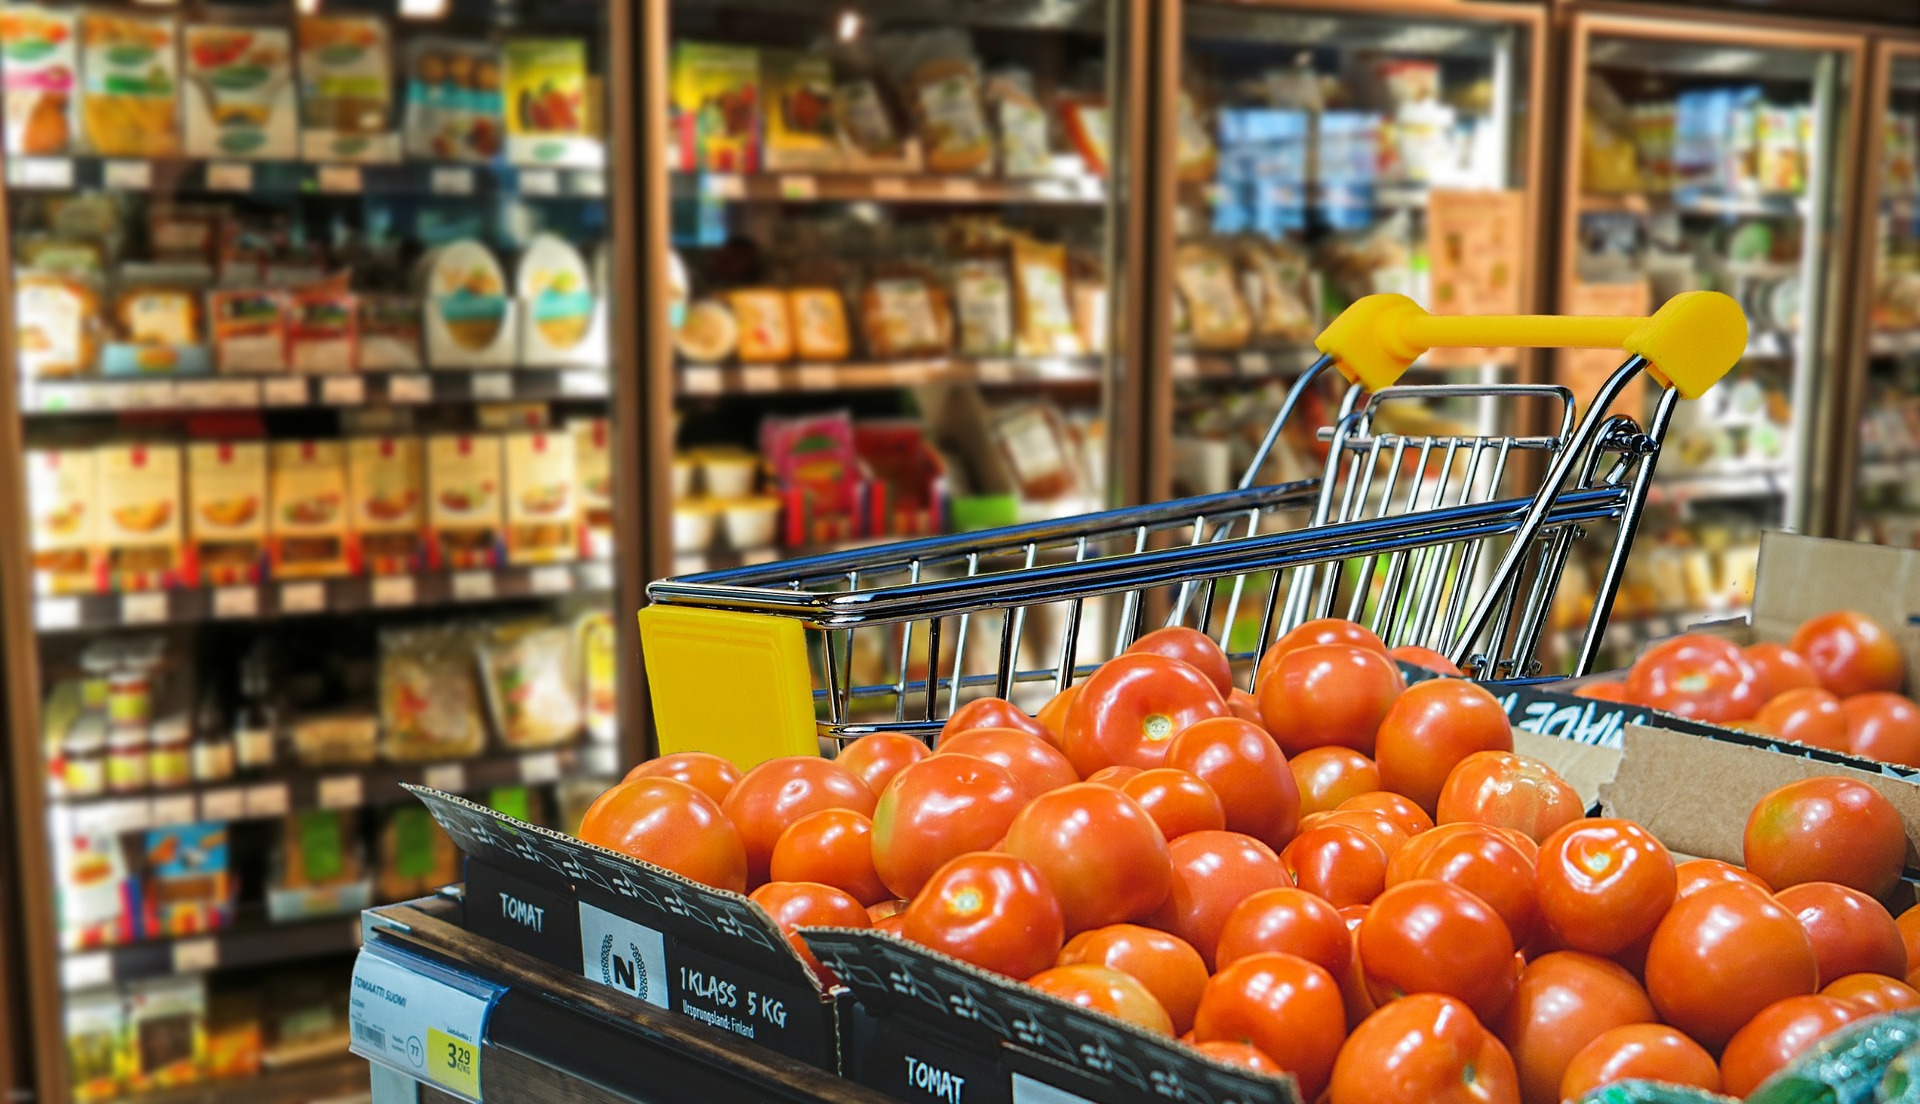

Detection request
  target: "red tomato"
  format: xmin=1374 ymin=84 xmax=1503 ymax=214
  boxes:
xmin=581 ymin=777 xmax=748 ymax=892
xmin=1644 ymin=882 xmax=1819 ymax=1049
xmin=1085 ymin=765 xmax=1142 ymax=787
xmin=1390 ymin=644 xmax=1464 ymax=676
xmin=872 ymin=912 xmax=906 ymax=935
xmin=1339 ymin=923 xmax=1375 ymax=1029
xmin=1744 ymin=776 xmax=1907 ymax=899
xmin=1792 ymin=611 xmax=1905 ymax=697
xmin=1330 ymin=993 xmax=1520 ymax=1104
xmin=939 ymin=696 xmax=1056 ymax=748
xmin=1193 ymin=952 xmax=1346 ymax=1099
xmin=1496 ymin=952 xmax=1655 ymax=1104
xmin=1319 ymin=808 xmax=1412 ymax=860
xmin=902 ymin=852 xmax=1064 ymax=979
xmin=1127 ymin=626 xmax=1234 ymax=698
xmin=1559 ymin=1024 xmax=1722 ymax=1102
xmin=1120 ymin=768 xmax=1226 ymax=840
xmin=625 ymin=751 xmax=742 ymax=806
xmin=1292 ymin=747 xmax=1382 ymax=817
xmin=748 ymin=881 xmax=869 ymax=981
xmin=1387 ymin=822 xmax=1540 ymax=949
xmin=1719 ymin=994 xmax=1863 ymax=1098
xmin=1824 ymin=972 xmax=1920 ymax=1013
xmin=1191 ymin=1040 xmax=1284 ymax=1076
xmin=1535 ymin=818 xmax=1675 ymax=956
xmin=1145 ymin=830 xmax=1291 ymax=969
xmin=1574 ymin=681 xmax=1633 ymax=703
xmin=1435 ymin=751 xmax=1584 ymax=844
xmin=1002 ymin=784 xmax=1172 ymax=933
xmin=1215 ymin=886 xmax=1351 ymax=979
xmin=1674 ymin=857 xmax=1771 ymax=899
xmin=1844 ymin=692 xmax=1920 ymax=767
xmin=1373 ymin=678 xmax=1514 ymax=814
xmin=1360 ymin=879 xmax=1517 ymax=1022
xmin=1257 ymin=617 xmax=1389 ymax=688
xmin=1036 ymin=683 xmax=1081 ymax=741
xmin=1625 ymin=634 xmax=1762 ymax=723
xmin=936 ymin=726 xmax=1079 ymax=798
xmin=1227 ymin=688 xmax=1266 ymax=727
xmin=1901 ymin=904 xmax=1920 ymax=976
xmin=1260 ymin=643 xmax=1406 ymax=757
xmin=867 ymin=898 xmax=906 ymax=923
xmin=1284 ymin=824 xmax=1389 ymax=908
xmin=1059 ymin=924 xmax=1209 ymax=1035
xmin=1756 ymin=687 xmax=1851 ymax=752
xmin=1340 ymin=791 xmax=1437 ymax=837
xmin=1165 ymin=717 xmax=1300 ymax=850
xmin=721 ymin=757 xmax=875 ymax=887
xmin=871 ymin=755 xmax=1027 ymax=899
xmin=1027 ymin=963 xmax=1174 ymax=1035
xmin=1063 ymin=654 xmax=1229 ymax=775
xmin=769 ymin=808 xmax=888 ymax=905
xmin=1776 ymin=881 xmax=1908 ymax=984
xmin=1747 ymin=642 xmax=1823 ymax=702
xmin=834 ymin=733 xmax=929 ymax=795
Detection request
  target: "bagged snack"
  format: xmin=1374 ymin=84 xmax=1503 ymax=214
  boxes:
xmin=1174 ymin=242 xmax=1252 ymax=349
xmin=403 ymin=38 xmax=502 ymax=161
xmin=730 ymin=287 xmax=794 ymax=363
xmin=764 ymin=50 xmax=838 ymax=171
xmin=991 ymin=402 xmax=1081 ymax=501
xmin=882 ymin=28 xmax=991 ymax=174
xmin=479 ymin=621 xmax=581 ymax=749
xmin=1011 ymin=236 xmax=1082 ymax=357
xmin=182 ymin=23 xmax=296 ymax=159
xmin=669 ymin=41 xmax=758 ymax=172
xmin=379 ymin=625 xmax=485 ymax=762
xmin=2 ymin=5 xmax=78 ymax=156
xmin=832 ymin=77 xmax=908 ymax=163
xmin=953 ymin=258 xmax=1013 ymax=356
xmin=860 ymin=271 xmax=950 ymax=358
xmin=1240 ymin=240 xmax=1314 ymax=340
xmin=79 ymin=12 xmax=178 ymax=157
xmin=987 ymin=70 xmax=1049 ymax=176
xmin=15 ymin=272 xmax=99 ymax=378
xmin=789 ymin=287 xmax=851 ymax=362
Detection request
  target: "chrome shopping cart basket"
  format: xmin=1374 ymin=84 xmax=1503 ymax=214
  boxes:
xmin=640 ymin=291 xmax=1747 ymax=762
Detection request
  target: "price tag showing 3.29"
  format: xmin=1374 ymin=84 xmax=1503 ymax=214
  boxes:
xmin=350 ymin=943 xmax=504 ymax=1104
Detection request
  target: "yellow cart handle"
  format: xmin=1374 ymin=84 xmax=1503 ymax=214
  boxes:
xmin=1314 ymin=290 xmax=1747 ymax=399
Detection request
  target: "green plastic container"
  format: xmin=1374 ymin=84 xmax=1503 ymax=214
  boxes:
xmin=1747 ymin=1012 xmax=1920 ymax=1104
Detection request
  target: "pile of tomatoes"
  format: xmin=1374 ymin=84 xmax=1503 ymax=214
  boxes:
xmin=580 ymin=618 xmax=1920 ymax=1104
xmin=1583 ymin=611 xmax=1920 ymax=768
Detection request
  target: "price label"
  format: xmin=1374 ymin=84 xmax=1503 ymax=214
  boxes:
xmin=372 ymin=575 xmax=416 ymax=608
xmin=321 ymin=376 xmax=366 ymax=405
xmin=940 ymin=176 xmax=981 ymax=199
xmin=350 ymin=945 xmax=503 ymax=1104
xmin=1012 ymin=1073 xmax=1099 ymax=1104
xmin=1172 ymin=354 xmax=1199 ymax=379
xmin=431 ymin=167 xmax=475 ymax=195
xmin=35 ymin=598 xmax=80 ymax=631
xmin=200 ymin=788 xmax=245 ymax=822
xmin=559 ymin=371 xmax=606 ymax=397
xmin=16 ymin=157 xmax=73 ymax=189
xmin=320 ymin=774 xmax=365 ymax=810
xmin=263 ymin=378 xmax=309 ymax=406
xmin=123 ymin=381 xmax=176 ymax=409
xmin=871 ymin=176 xmax=908 ymax=199
xmin=577 ymin=561 xmax=613 ymax=592
xmin=72 ymin=799 xmax=146 ymax=837
xmin=520 ymin=751 xmax=561 ymax=784
xmin=1239 ymin=351 xmax=1271 ymax=375
xmin=796 ymin=364 xmax=837 ymax=391
xmin=150 ymin=794 xmax=196 ymax=827
xmin=280 ymin=581 xmax=326 ymax=614
xmin=208 ymin=162 xmax=254 ymax=192
xmin=105 ymin=160 xmax=152 ymax=190
xmin=245 ymin=784 xmax=290 ymax=818
xmin=172 ymin=938 xmax=218 ymax=974
xmin=121 ymin=591 xmax=167 ymax=625
xmin=741 ymin=365 xmax=780 ymax=393
xmin=472 ymin=373 xmax=512 ymax=400
xmin=177 ymin=379 xmax=259 ymax=407
xmin=319 ymin=165 xmax=363 ymax=193
xmin=572 ymin=171 xmax=607 ymax=197
xmin=682 ymin=367 xmax=722 ymax=396
xmin=702 ymin=173 xmax=744 ymax=200
xmin=452 ymin=571 xmax=496 ymax=601
xmin=388 ymin=374 xmax=432 ymax=403
xmin=61 ymin=952 xmax=112 ymax=992
xmin=977 ymin=359 xmax=1016 ymax=384
xmin=530 ymin=565 xmax=572 ymax=595
xmin=423 ymin=763 xmax=467 ymax=793
xmin=778 ymin=174 xmax=817 ymax=200
xmin=519 ymin=168 xmax=560 ymax=196
xmin=213 ymin=586 xmax=259 ymax=619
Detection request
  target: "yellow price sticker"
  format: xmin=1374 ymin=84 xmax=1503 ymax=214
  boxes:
xmin=427 ymin=1027 xmax=481 ymax=1099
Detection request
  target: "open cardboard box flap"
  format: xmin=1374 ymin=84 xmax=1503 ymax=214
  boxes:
xmin=1742 ymin=531 xmax=1920 ymax=689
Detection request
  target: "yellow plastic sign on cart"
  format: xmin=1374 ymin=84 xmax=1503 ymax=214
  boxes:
xmin=637 ymin=604 xmax=819 ymax=769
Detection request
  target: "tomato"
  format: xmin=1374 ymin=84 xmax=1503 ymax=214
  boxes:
xmin=1435 ymin=751 xmax=1584 ymax=844
xmin=1002 ymin=783 xmax=1172 ymax=933
xmin=1260 ymin=643 xmax=1405 ymax=757
xmin=1341 ymin=791 xmax=1437 ymax=837
xmin=1292 ymin=747 xmax=1382 ymax=817
xmin=1320 ymin=808 xmax=1412 ymax=860
xmin=1059 ymin=924 xmax=1209 ymax=1035
xmin=1028 ymin=963 xmax=1174 ymax=1035
xmin=748 ymin=881 xmax=869 ymax=982
xmin=1339 ymin=923 xmax=1376 ymax=1029
xmin=1844 ymin=692 xmax=1920 ymax=767
xmin=1120 ymin=768 xmax=1226 ymax=840
xmin=871 ymin=755 xmax=1027 ymax=899
xmin=1283 ymin=824 xmax=1388 ymax=908
xmin=1496 ymin=952 xmax=1655 ymax=1104
xmin=721 ymin=757 xmax=875 ymax=887
xmin=1674 ymin=858 xmax=1770 ymax=899
xmin=1036 ymin=683 xmax=1081 ymax=741
xmin=1374 ymin=678 xmax=1515 ymax=814
xmin=1193 ymin=952 xmax=1346 ymax=1099
xmin=1776 ymin=881 xmax=1908 ymax=984
xmin=1330 ymin=993 xmax=1520 ymax=1104
xmin=935 ymin=727 xmax=1079 ymax=798
xmin=868 ymin=898 xmax=906 ymax=923
xmin=1625 ymin=634 xmax=1762 ymax=723
xmin=902 ymin=852 xmax=1064 ymax=979
xmin=580 ymin=777 xmax=749 ymax=892
xmin=1719 ymin=994 xmax=1863 ymax=1098
xmin=939 ymin=696 xmax=1056 ymax=748
xmin=834 ymin=733 xmax=929 ymax=795
xmin=1215 ymin=886 xmax=1351 ymax=979
xmin=1191 ymin=1040 xmax=1284 ymax=1076
xmin=1360 ymin=879 xmax=1517 ymax=1022
xmin=1165 ymin=717 xmax=1300 ymax=850
xmin=1535 ymin=818 xmax=1675 ymax=956
xmin=1824 ymin=972 xmax=1920 ymax=1013
xmin=1559 ymin=1024 xmax=1722 ymax=1102
xmin=1901 ymin=904 xmax=1920 ymax=977
xmin=1747 ymin=642 xmax=1823 ymax=702
xmin=1756 ymin=687 xmax=1851 ymax=752
xmin=1388 ymin=822 xmax=1540 ymax=950
xmin=1128 ymin=626 xmax=1234 ymax=698
xmin=1574 ymin=681 xmax=1633 ymax=703
xmin=1145 ymin=830 xmax=1291 ymax=969
xmin=872 ymin=911 xmax=906 ymax=935
xmin=1390 ymin=644 xmax=1464 ymax=676
xmin=769 ymin=809 xmax=888 ymax=905
xmin=1792 ymin=611 xmax=1905 ymax=697
xmin=1063 ymin=653 xmax=1229 ymax=775
xmin=1744 ymin=776 xmax=1907 ymax=899
xmin=1227 ymin=689 xmax=1265 ymax=727
xmin=1644 ymin=882 xmax=1819 ymax=1049
xmin=625 ymin=751 xmax=742 ymax=806
xmin=1257 ymin=617 xmax=1389 ymax=688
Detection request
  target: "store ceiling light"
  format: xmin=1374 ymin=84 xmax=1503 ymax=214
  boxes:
xmin=401 ymin=0 xmax=451 ymax=18
xmin=837 ymin=9 xmax=862 ymax=43
xmin=295 ymin=0 xmax=320 ymax=13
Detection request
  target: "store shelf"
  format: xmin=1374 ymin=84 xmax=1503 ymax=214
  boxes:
xmin=61 ymin=915 xmax=362 ymax=992
xmin=20 ymin=368 xmax=610 ymax=417
xmin=118 ymin=1055 xmax=367 ymax=1104
xmin=676 ymin=355 xmax=1104 ymax=396
xmin=1579 ymin=191 xmax=1808 ymax=218
xmin=673 ymin=170 xmax=1106 ymax=206
xmin=1870 ymin=331 xmax=1920 ymax=358
xmin=4 ymin=156 xmax=605 ymax=200
xmin=1648 ymin=469 xmax=1789 ymax=505
xmin=33 ymin=560 xmax=615 ymax=635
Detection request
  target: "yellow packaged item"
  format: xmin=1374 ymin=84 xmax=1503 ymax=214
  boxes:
xmin=1173 ymin=243 xmax=1252 ymax=350
xmin=764 ymin=50 xmax=838 ymax=171
xmin=729 ymin=288 xmax=794 ymax=363
xmin=504 ymin=430 xmax=577 ymax=565
xmin=15 ymin=272 xmax=99 ymax=378
xmin=502 ymin=38 xmax=592 ymax=165
xmin=28 ymin=448 xmax=96 ymax=594
xmin=187 ymin=441 xmax=266 ymax=588
xmin=861 ymin=274 xmax=949 ymax=358
xmin=789 ymin=287 xmax=851 ymax=362
xmin=1012 ymin=237 xmax=1083 ymax=357
xmin=80 ymin=12 xmax=178 ymax=157
xmin=268 ymin=440 xmax=349 ymax=578
xmin=348 ymin=436 xmax=424 ymax=574
xmin=576 ymin=609 xmax=616 ymax=743
xmin=427 ymin=433 xmax=502 ymax=570
xmin=571 ymin=418 xmax=611 ymax=558
xmin=98 ymin=442 xmax=183 ymax=590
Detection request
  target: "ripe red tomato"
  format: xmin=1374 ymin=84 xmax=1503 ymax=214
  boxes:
xmin=1257 ymin=617 xmax=1389 ymax=687
xmin=1535 ymin=818 xmax=1675 ymax=956
xmin=748 ymin=881 xmax=870 ymax=981
xmin=868 ymin=898 xmax=906 ymax=923
xmin=1719 ymin=994 xmax=1863 ymax=1098
xmin=1390 ymin=644 xmax=1464 ymax=676
xmin=1215 ymin=886 xmax=1351 ymax=978
xmin=1435 ymin=751 xmax=1584 ymax=844
xmin=1260 ymin=643 xmax=1406 ymax=757
xmin=1059 ymin=923 xmax=1209 ymax=1035
xmin=1002 ymin=783 xmax=1172 ymax=933
xmin=1193 ymin=953 xmax=1346 ymax=1099
xmin=1776 ymin=881 xmax=1908 ymax=985
xmin=1120 ymin=768 xmax=1226 ymax=840
xmin=872 ymin=912 xmax=906 ymax=935
xmin=1844 ymin=692 xmax=1920 ymax=766
xmin=1338 ymin=922 xmax=1375 ymax=1029
xmin=1674 ymin=857 xmax=1771 ymax=899
xmin=1756 ymin=688 xmax=1851 ymax=752
xmin=625 ymin=751 xmax=742 ymax=806
xmin=1329 ymin=993 xmax=1520 ymax=1104
xmin=1823 ymin=972 xmax=1920 ymax=1013
xmin=1644 ymin=882 xmax=1819 ymax=1049
xmin=1145 ymin=830 xmax=1290 ymax=969
xmin=1792 ymin=611 xmax=1905 ymax=697
xmin=1745 ymin=776 xmax=1907 ymax=899
xmin=834 ymin=733 xmax=929 ymax=795
xmin=1190 ymin=1040 xmax=1283 ymax=1076
xmin=1319 ymin=808 xmax=1412 ymax=860
xmin=902 ymin=852 xmax=1064 ymax=979
xmin=1574 ymin=681 xmax=1634 ymax=703
xmin=1340 ymin=791 xmax=1436 ymax=837
xmin=1127 ymin=626 xmax=1234 ymax=698
xmin=721 ymin=757 xmax=875 ymax=887
xmin=1284 ymin=824 xmax=1389 ymax=908
xmin=1387 ymin=822 xmax=1540 ymax=949
xmin=1291 ymin=747 xmax=1382 ymax=817
xmin=769 ymin=808 xmax=888 ymax=905
xmin=1085 ymin=764 xmax=1142 ymax=788
xmin=936 ymin=726 xmax=1079 ymax=798
xmin=581 ymin=777 xmax=749 ymax=892
xmin=1036 ymin=683 xmax=1081 ymax=741
xmin=1063 ymin=653 xmax=1229 ymax=775
xmin=1559 ymin=1024 xmax=1722 ymax=1102
xmin=1747 ymin=642 xmax=1823 ymax=702
xmin=1360 ymin=879 xmax=1517 ymax=1022
xmin=1901 ymin=905 xmax=1920 ymax=976
xmin=1374 ymin=678 xmax=1515 ymax=814
xmin=1496 ymin=952 xmax=1655 ymax=1104
xmin=1165 ymin=717 xmax=1299 ymax=850
xmin=1027 ymin=963 xmax=1174 ymax=1035
xmin=1625 ymin=634 xmax=1762 ymax=722
xmin=871 ymin=754 xmax=1027 ymax=899
xmin=939 ymin=696 xmax=1056 ymax=748
xmin=1227 ymin=688 xmax=1265 ymax=727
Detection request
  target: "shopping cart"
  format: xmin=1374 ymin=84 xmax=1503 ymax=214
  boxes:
xmin=640 ymin=291 xmax=1747 ymax=762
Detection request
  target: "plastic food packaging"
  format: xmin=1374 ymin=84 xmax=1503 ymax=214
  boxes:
xmin=124 ymin=977 xmax=205 ymax=1092
xmin=186 ymin=440 xmax=267 ymax=588
xmin=403 ymin=38 xmax=503 ymax=162
xmin=883 ymin=28 xmax=992 ymax=174
xmin=209 ymin=290 xmax=289 ymax=374
xmin=289 ymin=711 xmax=377 ymax=767
xmin=699 ymin=450 xmax=758 ymax=497
xmin=3 ymin=6 xmax=79 ymax=156
xmin=669 ymin=41 xmax=759 ymax=172
xmin=15 ymin=272 xmax=100 ymax=378
xmin=790 ymin=287 xmax=851 ymax=362
xmin=764 ymin=50 xmax=838 ymax=171
xmin=296 ymin=16 xmax=396 ymax=161
xmin=1175 ymin=242 xmax=1253 ymax=350
xmin=720 ymin=496 xmax=781 ymax=549
xmin=675 ymin=299 xmax=738 ymax=363
xmin=730 ymin=288 xmax=794 ymax=363
xmin=575 ymin=610 xmax=616 ymax=743
xmin=377 ymin=805 xmax=460 ymax=901
xmin=861 ymin=272 xmax=950 ymax=358
xmin=988 ymin=70 xmax=1049 ymax=176
xmin=479 ymin=621 xmax=582 ymax=749
xmin=671 ymin=500 xmax=715 ymax=552
xmin=379 ymin=625 xmax=485 ymax=763
xmin=991 ymin=402 xmax=1082 ymax=501
xmin=1012 ymin=236 xmax=1082 ymax=357
xmin=79 ymin=12 xmax=179 ymax=157
xmin=183 ymin=23 xmax=296 ymax=160
xmin=954 ymin=258 xmax=1014 ymax=357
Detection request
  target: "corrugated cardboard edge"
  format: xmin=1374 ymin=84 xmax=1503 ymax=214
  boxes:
xmin=1514 ymin=729 xmax=1622 ymax=808
xmin=1752 ymin=531 xmax=1920 ymax=691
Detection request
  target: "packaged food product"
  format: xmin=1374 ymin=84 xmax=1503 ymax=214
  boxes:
xmin=208 ymin=290 xmax=287 ymax=374
xmin=289 ymin=711 xmax=376 ymax=767
xmin=2 ymin=6 xmax=79 ymax=156
xmin=730 ymin=287 xmax=794 ymax=363
xmin=761 ymin=411 xmax=861 ymax=534
xmin=287 ymin=289 xmax=357 ymax=374
xmin=987 ymin=71 xmax=1049 ymax=176
xmin=275 ymin=810 xmax=364 ymax=889
xmin=98 ymin=443 xmax=183 ymax=590
xmin=105 ymin=286 xmax=209 ymax=378
xmin=1011 ymin=236 xmax=1083 ymax=357
xmin=503 ymin=38 xmax=592 ymax=165
xmin=427 ymin=433 xmax=502 ymax=570
xmin=151 ymin=206 xmax=222 ymax=265
xmin=140 ymin=824 xmax=231 ymax=936
xmin=832 ymin=77 xmax=912 ymax=168
xmin=421 ymin=240 xmax=510 ymax=361
xmin=204 ymin=992 xmax=262 ymax=1081
xmin=125 ymin=977 xmax=205 ymax=1092
xmin=764 ymin=49 xmax=838 ymax=171
xmin=504 ymin=430 xmax=577 ymax=565
xmin=65 ymin=987 xmax=123 ymax=1104
xmin=1175 ymin=90 xmax=1216 ymax=183
xmin=669 ymin=41 xmax=758 ymax=172
xmin=18 ymin=235 xmax=105 ymax=278
xmin=1061 ymin=97 xmax=1111 ymax=176
xmin=992 ymin=402 xmax=1081 ymax=501
xmin=480 ymin=621 xmax=582 ymax=749
xmin=347 ymin=435 xmax=423 ymax=574
xmin=377 ymin=805 xmax=459 ymax=902
xmin=186 ymin=441 xmax=266 ymax=588
xmin=953 ymin=258 xmax=1013 ymax=357
xmin=675 ymin=298 xmax=737 ymax=363
xmin=789 ymin=287 xmax=851 ymax=362
xmin=1240 ymin=240 xmax=1314 ymax=340
xmin=57 ymin=828 xmax=135 ymax=950
xmin=884 ymin=28 xmax=992 ymax=174
xmin=378 ymin=625 xmax=483 ymax=763
xmin=106 ymin=727 xmax=147 ymax=793
xmin=575 ymin=609 xmax=615 ymax=743
xmin=267 ymin=440 xmax=349 ymax=578
xmin=517 ymin=233 xmax=595 ymax=354
xmin=1173 ymin=242 xmax=1252 ymax=350
xmin=860 ymin=273 xmax=949 ymax=358
xmin=570 ymin=418 xmax=612 ymax=558
xmin=79 ymin=12 xmax=178 ymax=157
xmin=403 ymin=37 xmax=502 ymax=162
xmin=356 ymin=295 xmax=422 ymax=372
xmin=15 ymin=272 xmax=99 ymax=378
xmin=182 ymin=23 xmax=296 ymax=159
xmin=296 ymin=16 xmax=396 ymax=161
xmin=28 ymin=448 xmax=95 ymax=592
